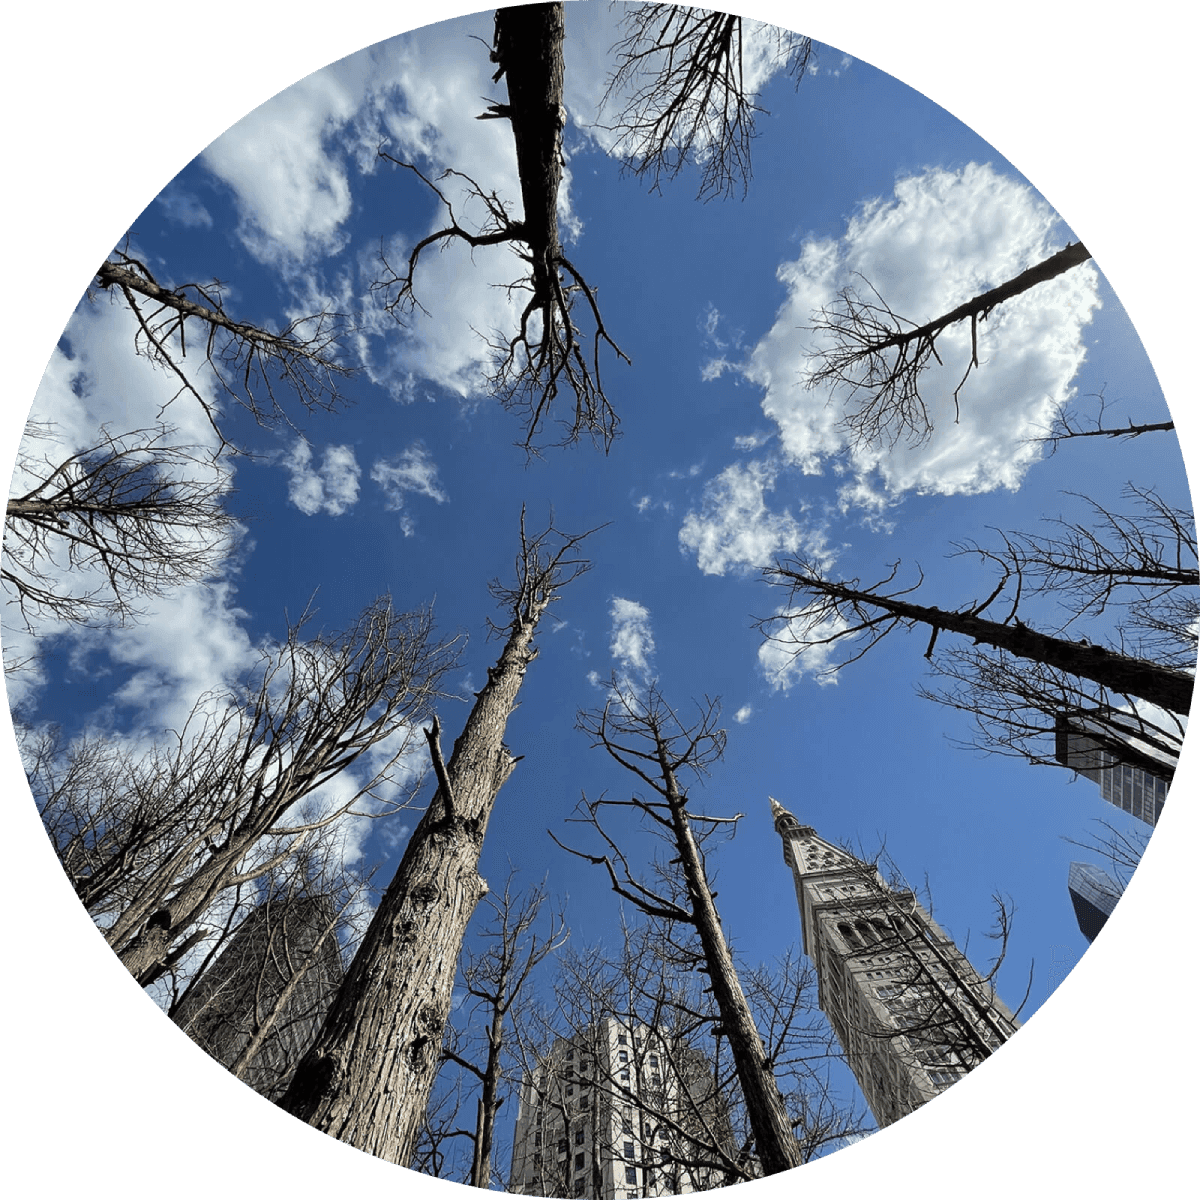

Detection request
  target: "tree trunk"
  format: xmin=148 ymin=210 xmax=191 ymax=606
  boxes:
xmin=278 ymin=612 xmax=543 ymax=1165
xmin=469 ymin=1006 xmax=505 ymax=1188
xmin=805 ymin=575 xmax=1194 ymax=715
xmin=663 ymin=758 xmax=802 ymax=1174
xmin=491 ymin=3 xmax=565 ymax=302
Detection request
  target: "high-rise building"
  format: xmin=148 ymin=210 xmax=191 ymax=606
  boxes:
xmin=1054 ymin=713 xmax=1174 ymax=827
xmin=508 ymin=1019 xmax=733 ymax=1198
xmin=1067 ymin=861 xmax=1124 ymax=943
xmin=769 ymin=798 xmax=1020 ymax=1128
xmin=172 ymin=894 xmax=344 ymax=1101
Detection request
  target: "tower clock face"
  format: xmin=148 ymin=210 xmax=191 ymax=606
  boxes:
xmin=6 ymin=3 xmax=1190 ymax=1196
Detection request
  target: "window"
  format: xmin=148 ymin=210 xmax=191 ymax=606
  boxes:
xmin=648 ymin=1054 xmax=659 ymax=1069
xmin=928 ymin=1069 xmax=959 ymax=1087
xmin=557 ymin=1138 xmax=568 ymax=1154
xmin=621 ymin=1107 xmax=633 ymax=1133
xmin=574 ymin=1127 xmax=584 ymax=1146
xmin=617 ymin=1033 xmax=628 ymax=1046
xmin=566 ymin=1086 xmax=574 ymax=1098
xmin=575 ymin=1153 xmax=584 ymax=1170
xmin=619 ymin=1069 xmax=630 ymax=1083
xmin=567 ymin=1046 xmax=575 ymax=1060
xmin=573 ymin=1177 xmax=586 ymax=1198
xmin=534 ymin=1133 xmax=542 ymax=1148
xmin=625 ymin=1167 xmax=638 ymax=1184
xmin=618 ymin=1050 xmax=628 ymax=1064
xmin=535 ymin=1111 xmax=543 ymax=1127
xmin=623 ymin=1141 xmax=636 ymax=1160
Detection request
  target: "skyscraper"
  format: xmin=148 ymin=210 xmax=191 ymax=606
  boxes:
xmin=172 ymin=894 xmax=344 ymax=1101
xmin=508 ymin=1019 xmax=733 ymax=1198
xmin=1067 ymin=861 xmax=1124 ymax=943
xmin=769 ymin=798 xmax=1020 ymax=1128
xmin=1054 ymin=713 xmax=1174 ymax=826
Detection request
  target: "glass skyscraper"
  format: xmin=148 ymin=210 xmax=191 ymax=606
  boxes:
xmin=1067 ymin=862 xmax=1123 ymax=943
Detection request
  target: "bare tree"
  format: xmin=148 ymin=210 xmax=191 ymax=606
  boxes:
xmin=416 ymin=872 xmax=569 ymax=1187
xmin=375 ymin=4 xmax=627 ymax=454
xmin=602 ymin=5 xmax=812 ymax=201
xmin=950 ymin=486 xmax=1198 ymax=666
xmin=4 ymin=422 xmax=237 ymax=634
xmin=279 ymin=510 xmax=597 ymax=1167
xmin=94 ymin=250 xmax=352 ymax=437
xmin=759 ymin=552 xmax=1195 ymax=718
xmin=805 ymin=240 xmax=1093 ymax=447
xmin=554 ymin=681 xmax=805 ymax=1175
xmin=28 ymin=598 xmax=459 ymax=987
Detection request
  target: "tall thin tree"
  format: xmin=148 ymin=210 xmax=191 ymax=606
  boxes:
xmin=279 ymin=511 xmax=597 ymax=1166
xmin=555 ymin=682 xmax=805 ymax=1175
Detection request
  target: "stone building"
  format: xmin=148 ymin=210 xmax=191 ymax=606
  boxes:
xmin=172 ymin=894 xmax=344 ymax=1101
xmin=508 ymin=1019 xmax=733 ymax=1198
xmin=769 ymin=798 xmax=1019 ymax=1128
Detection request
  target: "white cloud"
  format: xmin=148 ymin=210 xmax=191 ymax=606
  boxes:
xmin=370 ymin=443 xmax=447 ymax=536
xmin=198 ymin=12 xmax=587 ymax=404
xmin=733 ymin=705 xmax=753 ymax=724
xmin=678 ymin=460 xmax=830 ymax=577
xmin=5 ymin=295 xmax=244 ymax=713
xmin=609 ymin=597 xmax=656 ymax=682
xmin=155 ymin=186 xmax=213 ymax=228
xmin=756 ymin=603 xmax=852 ymax=692
xmin=201 ymin=66 xmax=363 ymax=268
xmin=283 ymin=439 xmax=361 ymax=516
xmin=734 ymin=431 xmax=771 ymax=451
xmin=736 ymin=163 xmax=1100 ymax=505
xmin=82 ymin=582 xmax=258 ymax=733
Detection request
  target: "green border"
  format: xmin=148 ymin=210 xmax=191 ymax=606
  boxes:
xmin=2 ymin=2 xmax=1190 ymax=1200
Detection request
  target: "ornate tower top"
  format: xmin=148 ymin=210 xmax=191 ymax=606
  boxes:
xmin=768 ymin=797 xmax=857 ymax=877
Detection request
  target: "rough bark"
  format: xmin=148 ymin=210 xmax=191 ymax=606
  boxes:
xmin=279 ymin=514 xmax=591 ymax=1166
xmin=277 ymin=622 xmax=529 ymax=1159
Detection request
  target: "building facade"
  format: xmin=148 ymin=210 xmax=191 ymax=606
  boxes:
xmin=508 ymin=1019 xmax=733 ymax=1198
xmin=172 ymin=894 xmax=344 ymax=1101
xmin=1054 ymin=714 xmax=1174 ymax=827
xmin=1067 ymin=861 xmax=1124 ymax=943
xmin=770 ymin=798 xmax=1020 ymax=1128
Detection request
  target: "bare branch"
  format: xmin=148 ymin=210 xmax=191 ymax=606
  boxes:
xmin=4 ymin=422 xmax=238 ymax=633
xmin=94 ymin=250 xmax=353 ymax=435
xmin=601 ymin=6 xmax=813 ymax=201
xmin=804 ymin=242 xmax=1093 ymax=447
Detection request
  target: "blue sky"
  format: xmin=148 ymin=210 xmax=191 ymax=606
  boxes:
xmin=5 ymin=2 xmax=1196 ymax=1197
